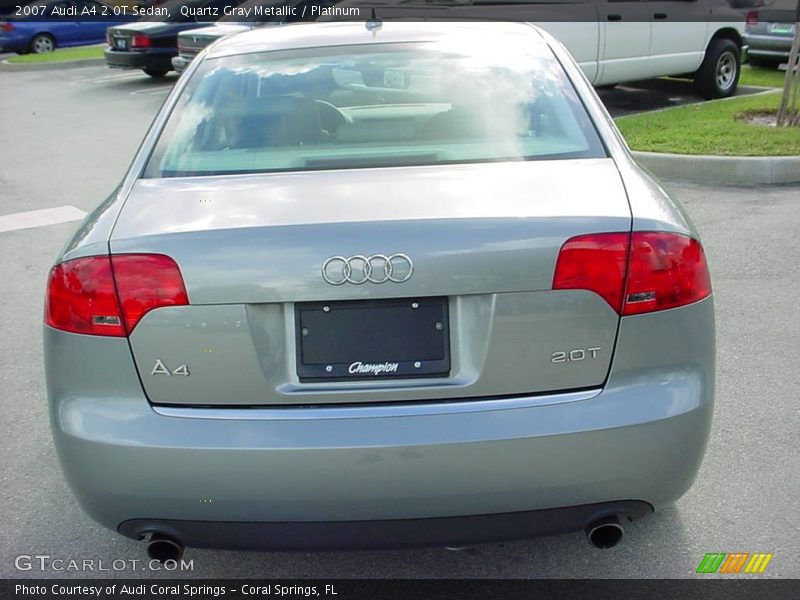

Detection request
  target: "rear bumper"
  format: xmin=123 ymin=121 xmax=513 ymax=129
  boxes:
xmin=743 ymin=34 xmax=793 ymax=59
xmin=119 ymin=501 xmax=653 ymax=550
xmin=104 ymin=47 xmax=174 ymax=71
xmin=171 ymin=53 xmax=191 ymax=73
xmin=45 ymin=298 xmax=714 ymax=549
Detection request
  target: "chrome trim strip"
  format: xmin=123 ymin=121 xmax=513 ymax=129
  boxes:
xmin=152 ymin=388 xmax=600 ymax=421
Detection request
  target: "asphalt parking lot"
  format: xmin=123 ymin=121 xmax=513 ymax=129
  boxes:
xmin=1 ymin=64 xmax=799 ymax=579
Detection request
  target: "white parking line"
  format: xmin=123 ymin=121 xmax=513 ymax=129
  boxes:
xmin=0 ymin=206 xmax=86 ymax=234
xmin=129 ymin=87 xmax=172 ymax=96
xmin=70 ymin=73 xmax=143 ymax=85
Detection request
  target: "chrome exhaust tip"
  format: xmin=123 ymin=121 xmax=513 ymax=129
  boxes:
xmin=586 ymin=516 xmax=624 ymax=549
xmin=146 ymin=533 xmax=184 ymax=563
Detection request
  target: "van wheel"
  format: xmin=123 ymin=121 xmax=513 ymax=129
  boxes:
xmin=143 ymin=68 xmax=169 ymax=78
xmin=694 ymin=38 xmax=740 ymax=99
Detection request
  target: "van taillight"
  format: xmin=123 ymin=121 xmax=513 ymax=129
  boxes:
xmin=553 ymin=231 xmax=711 ymax=315
xmin=45 ymin=254 xmax=188 ymax=336
xmin=746 ymin=11 xmax=759 ymax=25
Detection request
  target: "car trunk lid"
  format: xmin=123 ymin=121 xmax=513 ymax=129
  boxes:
xmin=111 ymin=159 xmax=632 ymax=406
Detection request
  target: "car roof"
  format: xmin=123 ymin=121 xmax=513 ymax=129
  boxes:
xmin=206 ymin=21 xmax=548 ymax=59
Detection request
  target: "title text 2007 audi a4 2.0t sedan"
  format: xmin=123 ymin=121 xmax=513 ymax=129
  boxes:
xmin=44 ymin=21 xmax=714 ymax=561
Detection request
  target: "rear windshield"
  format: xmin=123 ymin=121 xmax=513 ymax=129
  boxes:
xmin=144 ymin=41 xmax=606 ymax=178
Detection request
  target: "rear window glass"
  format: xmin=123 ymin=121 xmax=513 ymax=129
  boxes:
xmin=144 ymin=41 xmax=606 ymax=178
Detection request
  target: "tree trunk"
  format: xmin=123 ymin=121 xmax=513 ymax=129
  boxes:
xmin=776 ymin=0 xmax=800 ymax=126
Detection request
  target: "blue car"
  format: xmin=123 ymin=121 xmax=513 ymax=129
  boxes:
xmin=0 ymin=0 xmax=134 ymax=54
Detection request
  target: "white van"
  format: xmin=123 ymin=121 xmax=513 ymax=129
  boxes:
xmin=534 ymin=1 xmax=747 ymax=98
xmin=326 ymin=0 xmax=747 ymax=98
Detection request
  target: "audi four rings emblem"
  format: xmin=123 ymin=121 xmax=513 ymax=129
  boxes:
xmin=322 ymin=254 xmax=413 ymax=285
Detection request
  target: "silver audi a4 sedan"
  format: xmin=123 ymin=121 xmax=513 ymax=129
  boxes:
xmin=44 ymin=21 xmax=714 ymax=560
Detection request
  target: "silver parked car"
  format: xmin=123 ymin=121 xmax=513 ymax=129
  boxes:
xmin=44 ymin=21 xmax=714 ymax=560
xmin=744 ymin=1 xmax=798 ymax=66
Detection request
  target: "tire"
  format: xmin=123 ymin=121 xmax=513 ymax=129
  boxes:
xmin=143 ymin=67 xmax=169 ymax=78
xmin=29 ymin=33 xmax=55 ymax=54
xmin=694 ymin=38 xmax=741 ymax=99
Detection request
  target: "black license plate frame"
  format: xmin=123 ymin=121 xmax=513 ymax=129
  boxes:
xmin=296 ymin=297 xmax=450 ymax=382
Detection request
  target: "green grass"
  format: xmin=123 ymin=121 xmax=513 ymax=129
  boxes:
xmin=6 ymin=44 xmax=104 ymax=64
xmin=739 ymin=64 xmax=787 ymax=88
xmin=616 ymin=91 xmax=800 ymax=156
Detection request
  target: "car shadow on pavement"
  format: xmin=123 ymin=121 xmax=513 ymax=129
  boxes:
xmin=149 ymin=506 xmax=694 ymax=579
xmin=600 ymin=78 xmax=768 ymax=118
xmin=5 ymin=479 xmax=695 ymax=578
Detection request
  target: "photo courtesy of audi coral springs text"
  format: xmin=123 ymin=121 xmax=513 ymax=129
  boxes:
xmin=43 ymin=21 xmax=714 ymax=560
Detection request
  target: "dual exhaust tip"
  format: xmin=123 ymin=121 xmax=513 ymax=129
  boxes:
xmin=443 ymin=515 xmax=625 ymax=553
xmin=146 ymin=533 xmax=184 ymax=563
xmin=447 ymin=516 xmax=626 ymax=550
xmin=586 ymin=516 xmax=625 ymax=549
xmin=145 ymin=515 xmax=624 ymax=560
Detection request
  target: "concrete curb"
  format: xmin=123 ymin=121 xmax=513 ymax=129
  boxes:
xmin=631 ymin=150 xmax=800 ymax=185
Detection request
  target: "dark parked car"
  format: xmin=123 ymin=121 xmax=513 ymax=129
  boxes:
xmin=172 ymin=0 xmax=337 ymax=74
xmin=104 ymin=0 xmax=247 ymax=77
xmin=0 ymin=0 xmax=133 ymax=54
xmin=744 ymin=2 xmax=798 ymax=67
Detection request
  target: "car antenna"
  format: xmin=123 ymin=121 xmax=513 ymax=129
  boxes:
xmin=366 ymin=9 xmax=382 ymax=34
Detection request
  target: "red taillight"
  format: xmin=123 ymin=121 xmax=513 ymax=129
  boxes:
xmin=553 ymin=231 xmax=711 ymax=316
xmin=45 ymin=254 xmax=188 ymax=337
xmin=553 ymin=233 xmax=630 ymax=313
xmin=1 ymin=22 xmax=14 ymax=32
xmin=746 ymin=10 xmax=759 ymax=25
xmin=111 ymin=254 xmax=189 ymax=332
xmin=622 ymin=232 xmax=711 ymax=316
xmin=130 ymin=34 xmax=151 ymax=48
xmin=46 ymin=256 xmax=126 ymax=337
xmin=105 ymin=31 xmax=112 ymax=46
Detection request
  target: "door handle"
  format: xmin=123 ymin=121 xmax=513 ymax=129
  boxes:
xmin=607 ymin=14 xmax=622 ymax=21
xmin=654 ymin=12 xmax=668 ymax=20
